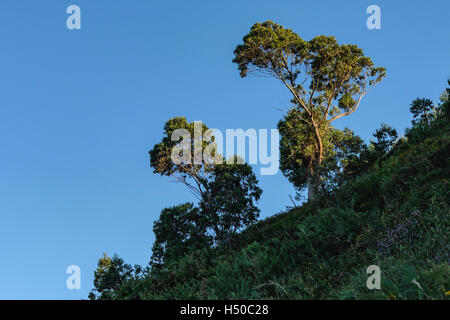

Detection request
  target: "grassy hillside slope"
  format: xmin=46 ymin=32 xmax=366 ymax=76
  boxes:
xmin=90 ymin=96 xmax=450 ymax=300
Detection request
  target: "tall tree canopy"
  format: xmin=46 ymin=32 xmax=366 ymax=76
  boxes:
xmin=233 ymin=21 xmax=386 ymax=200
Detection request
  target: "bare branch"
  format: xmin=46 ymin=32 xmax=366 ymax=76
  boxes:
xmin=329 ymin=91 xmax=366 ymax=123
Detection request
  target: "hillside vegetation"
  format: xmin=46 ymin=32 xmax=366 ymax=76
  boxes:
xmin=89 ymin=82 xmax=449 ymax=300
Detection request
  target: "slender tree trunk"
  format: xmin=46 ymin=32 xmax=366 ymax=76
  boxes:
xmin=307 ymin=124 xmax=324 ymax=202
xmin=307 ymin=159 xmax=318 ymax=201
xmin=312 ymin=124 xmax=324 ymax=166
xmin=307 ymin=172 xmax=317 ymax=201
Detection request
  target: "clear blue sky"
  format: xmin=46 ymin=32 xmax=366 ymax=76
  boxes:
xmin=0 ymin=0 xmax=448 ymax=299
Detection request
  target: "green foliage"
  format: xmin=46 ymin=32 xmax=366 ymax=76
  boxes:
xmin=89 ymin=254 xmax=144 ymax=300
xmin=341 ymin=261 xmax=450 ymax=300
xmin=410 ymin=98 xmax=436 ymax=125
xmin=278 ymin=108 xmax=316 ymax=191
xmin=201 ymin=158 xmax=263 ymax=245
xmin=149 ymin=117 xmax=219 ymax=201
xmin=149 ymin=160 xmax=262 ymax=270
xmin=278 ymin=107 xmax=366 ymax=199
xmin=371 ymin=123 xmax=398 ymax=156
xmin=233 ymin=21 xmax=385 ymax=99
xmin=150 ymin=203 xmax=211 ymax=271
